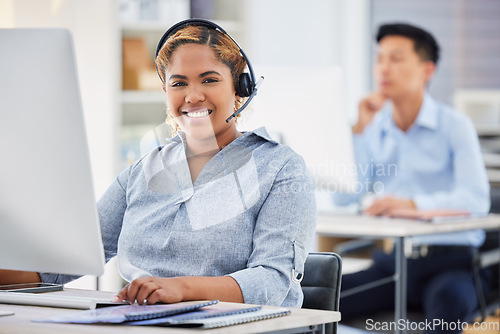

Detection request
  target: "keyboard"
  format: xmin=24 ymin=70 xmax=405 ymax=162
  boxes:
xmin=0 ymin=291 xmax=121 ymax=309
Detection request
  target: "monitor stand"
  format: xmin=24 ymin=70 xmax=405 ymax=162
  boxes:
xmin=0 ymin=291 xmax=125 ymax=309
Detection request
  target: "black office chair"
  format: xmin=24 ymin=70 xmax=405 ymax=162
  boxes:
xmin=302 ymin=252 xmax=342 ymax=334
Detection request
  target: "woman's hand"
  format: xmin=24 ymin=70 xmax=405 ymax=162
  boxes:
xmin=113 ymin=276 xmax=185 ymax=305
xmin=112 ymin=276 xmax=243 ymax=305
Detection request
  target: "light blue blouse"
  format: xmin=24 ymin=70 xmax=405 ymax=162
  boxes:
xmin=41 ymin=127 xmax=316 ymax=307
xmin=333 ymin=94 xmax=490 ymax=247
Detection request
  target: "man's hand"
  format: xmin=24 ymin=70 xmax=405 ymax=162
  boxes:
xmin=352 ymin=91 xmax=387 ymax=134
xmin=112 ymin=276 xmax=185 ymax=305
xmin=364 ymin=196 xmax=416 ymax=216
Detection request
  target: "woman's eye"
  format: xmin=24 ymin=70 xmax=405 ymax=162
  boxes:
xmin=171 ymin=82 xmax=187 ymax=87
xmin=203 ymin=78 xmax=219 ymax=84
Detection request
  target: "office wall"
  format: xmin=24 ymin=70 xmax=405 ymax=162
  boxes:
xmin=371 ymin=0 xmax=500 ymax=106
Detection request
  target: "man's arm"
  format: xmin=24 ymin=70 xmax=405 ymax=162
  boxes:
xmin=332 ymin=92 xmax=387 ymax=207
xmin=364 ymin=112 xmax=489 ymax=215
xmin=412 ymin=113 xmax=490 ymax=213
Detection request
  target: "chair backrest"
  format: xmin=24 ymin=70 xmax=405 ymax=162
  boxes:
xmin=302 ymin=252 xmax=342 ymax=311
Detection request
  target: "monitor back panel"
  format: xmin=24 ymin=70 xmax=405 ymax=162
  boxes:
xmin=0 ymin=29 xmax=105 ymax=276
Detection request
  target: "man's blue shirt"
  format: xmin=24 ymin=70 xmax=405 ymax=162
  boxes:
xmin=335 ymin=93 xmax=490 ymax=246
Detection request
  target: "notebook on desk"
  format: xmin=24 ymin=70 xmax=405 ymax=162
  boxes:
xmin=385 ymin=209 xmax=472 ymax=222
xmin=37 ymin=300 xmax=291 ymax=329
xmin=166 ymin=307 xmax=291 ymax=329
xmin=37 ymin=300 xmax=218 ymax=324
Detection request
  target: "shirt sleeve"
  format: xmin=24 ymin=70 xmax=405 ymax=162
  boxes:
xmin=39 ymin=168 xmax=130 ymax=284
xmin=228 ymin=154 xmax=316 ymax=307
xmin=413 ymin=114 xmax=490 ymax=214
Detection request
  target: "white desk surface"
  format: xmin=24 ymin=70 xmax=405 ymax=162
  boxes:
xmin=0 ymin=289 xmax=340 ymax=334
xmin=317 ymin=213 xmax=500 ymax=238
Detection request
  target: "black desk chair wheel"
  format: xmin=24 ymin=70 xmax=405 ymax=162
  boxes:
xmin=301 ymin=252 xmax=342 ymax=334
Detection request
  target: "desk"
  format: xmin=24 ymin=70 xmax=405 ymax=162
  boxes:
xmin=0 ymin=289 xmax=340 ymax=334
xmin=316 ymin=213 xmax=500 ymax=334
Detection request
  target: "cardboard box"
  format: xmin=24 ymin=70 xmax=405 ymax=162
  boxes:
xmin=122 ymin=38 xmax=159 ymax=90
xmin=122 ymin=38 xmax=151 ymax=69
xmin=122 ymin=67 xmax=160 ymax=91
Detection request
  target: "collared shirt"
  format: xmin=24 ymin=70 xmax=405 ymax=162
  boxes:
xmin=40 ymin=127 xmax=316 ymax=307
xmin=334 ymin=93 xmax=490 ymax=246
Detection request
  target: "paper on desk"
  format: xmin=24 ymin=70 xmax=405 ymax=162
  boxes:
xmin=35 ymin=300 xmax=217 ymax=324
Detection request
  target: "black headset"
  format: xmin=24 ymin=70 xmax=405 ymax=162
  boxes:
xmin=155 ymin=18 xmax=263 ymax=123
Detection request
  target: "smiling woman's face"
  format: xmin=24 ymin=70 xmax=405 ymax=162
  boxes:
xmin=164 ymin=43 xmax=238 ymax=142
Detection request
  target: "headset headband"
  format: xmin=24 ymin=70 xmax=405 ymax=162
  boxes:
xmin=155 ymin=19 xmax=255 ymax=85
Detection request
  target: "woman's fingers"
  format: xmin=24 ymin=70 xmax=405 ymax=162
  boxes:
xmin=113 ymin=277 xmax=152 ymax=304
xmin=135 ymin=282 xmax=160 ymax=305
xmin=112 ymin=277 xmax=182 ymax=305
xmin=112 ymin=283 xmax=130 ymax=303
xmin=145 ymin=289 xmax=168 ymax=305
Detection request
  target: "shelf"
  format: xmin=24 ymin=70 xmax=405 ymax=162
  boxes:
xmin=487 ymin=169 xmax=500 ymax=184
xmin=476 ymin=125 xmax=500 ymax=137
xmin=483 ymin=153 xmax=500 ymax=168
xmin=211 ymin=20 xmax=242 ymax=33
xmin=121 ymin=20 xmax=242 ymax=33
xmin=121 ymin=90 xmax=165 ymax=104
xmin=121 ymin=21 xmax=176 ymax=32
xmin=455 ymin=89 xmax=500 ymax=137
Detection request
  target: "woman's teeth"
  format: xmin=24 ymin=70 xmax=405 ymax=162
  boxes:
xmin=186 ymin=110 xmax=210 ymax=118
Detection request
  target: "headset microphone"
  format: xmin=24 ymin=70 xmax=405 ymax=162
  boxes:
xmin=225 ymin=76 xmax=264 ymax=123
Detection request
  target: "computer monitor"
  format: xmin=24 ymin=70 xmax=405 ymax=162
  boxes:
xmin=239 ymin=65 xmax=357 ymax=194
xmin=0 ymin=29 xmax=105 ymax=276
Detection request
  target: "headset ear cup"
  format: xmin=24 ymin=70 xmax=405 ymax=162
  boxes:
xmin=237 ymin=73 xmax=254 ymax=97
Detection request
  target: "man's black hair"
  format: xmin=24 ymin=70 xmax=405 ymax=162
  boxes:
xmin=376 ymin=23 xmax=440 ymax=65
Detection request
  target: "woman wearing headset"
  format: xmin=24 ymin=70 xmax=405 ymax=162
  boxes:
xmin=1 ymin=20 xmax=316 ymax=308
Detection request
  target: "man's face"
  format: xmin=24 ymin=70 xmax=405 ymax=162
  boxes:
xmin=375 ymin=35 xmax=434 ymax=99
